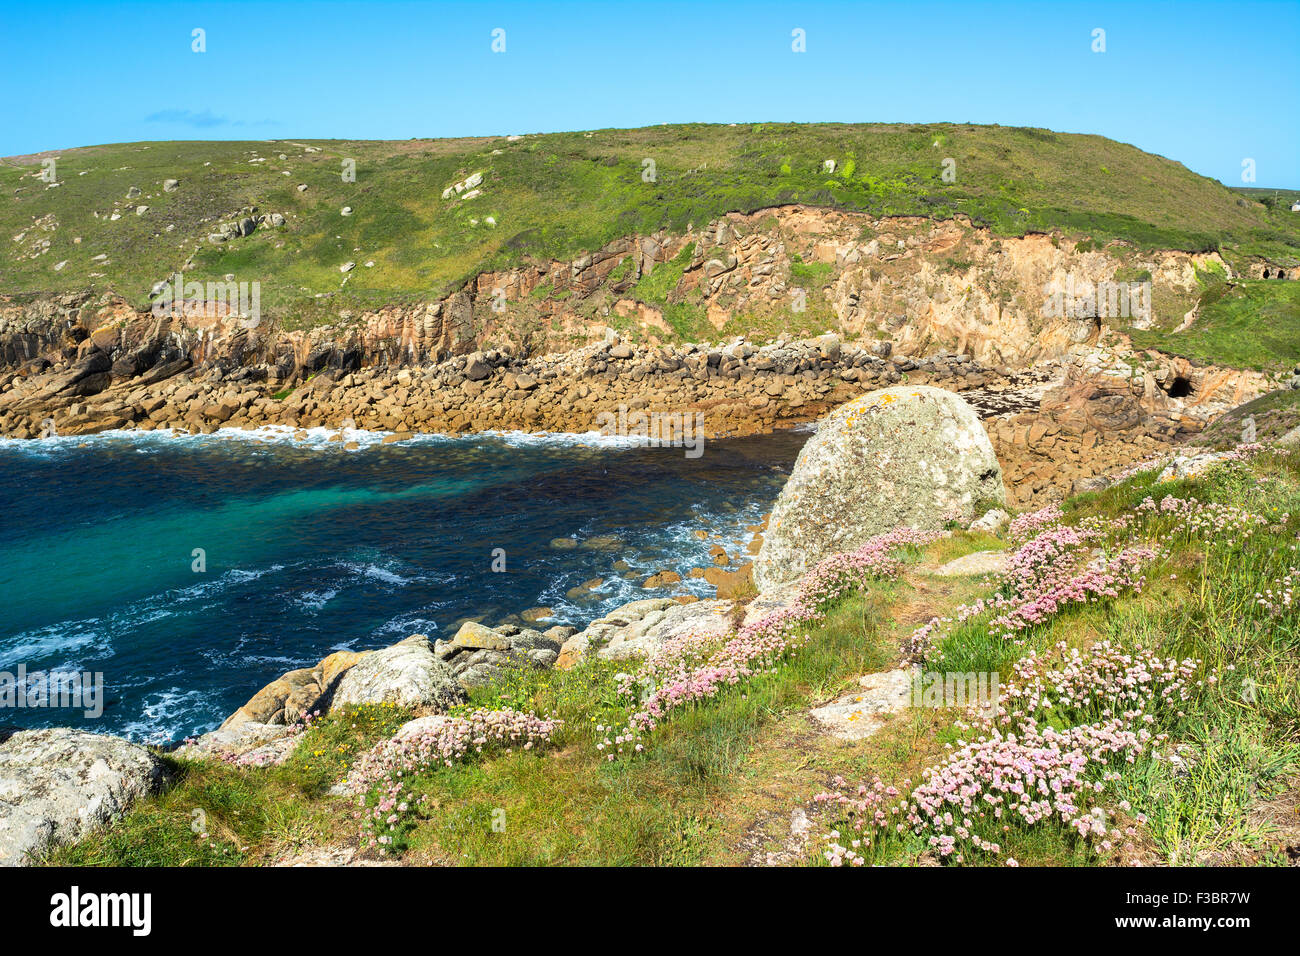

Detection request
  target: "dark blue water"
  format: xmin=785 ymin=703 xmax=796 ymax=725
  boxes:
xmin=0 ymin=426 xmax=806 ymax=742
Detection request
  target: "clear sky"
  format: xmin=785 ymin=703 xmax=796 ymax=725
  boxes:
xmin=2 ymin=0 xmax=1296 ymax=187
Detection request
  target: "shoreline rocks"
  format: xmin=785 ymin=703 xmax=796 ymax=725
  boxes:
xmin=435 ymin=622 xmax=562 ymax=689
xmin=331 ymin=634 xmax=462 ymax=711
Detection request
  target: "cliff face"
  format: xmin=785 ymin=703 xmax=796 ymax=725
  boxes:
xmin=0 ymin=204 xmax=1279 ymax=511
xmin=0 ymin=206 xmax=1238 ymax=375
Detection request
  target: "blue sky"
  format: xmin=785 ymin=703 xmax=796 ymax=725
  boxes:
xmin=2 ymin=0 xmax=1296 ymax=186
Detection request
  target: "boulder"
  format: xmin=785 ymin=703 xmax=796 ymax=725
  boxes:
xmin=1157 ymin=451 xmax=1234 ymax=482
xmin=557 ymin=598 xmax=734 ymax=666
xmin=754 ymin=385 xmax=1005 ymax=589
xmin=932 ymin=550 xmax=1009 ymax=577
xmin=220 ymin=649 xmax=366 ymax=730
xmin=436 ymin=622 xmax=562 ymax=689
xmin=969 ymin=508 xmax=1010 ymax=534
xmin=808 ymin=668 xmax=916 ymax=741
xmin=0 ymin=729 xmax=169 ymax=866
xmin=332 ymin=634 xmax=463 ymax=711
xmin=178 ymin=721 xmax=300 ymax=766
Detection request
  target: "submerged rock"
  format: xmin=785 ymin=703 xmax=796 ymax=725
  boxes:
xmin=0 ymin=728 xmax=169 ymax=866
xmin=754 ymin=385 xmax=1005 ymax=589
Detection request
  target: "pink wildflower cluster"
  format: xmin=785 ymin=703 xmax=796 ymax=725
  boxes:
xmin=347 ymin=707 xmax=561 ymax=852
xmin=1256 ymin=565 xmax=1297 ymax=617
xmin=625 ymin=608 xmax=817 ymax=733
xmin=989 ymin=546 xmax=1156 ymax=636
xmin=813 ymin=487 xmax=1258 ymax=865
xmin=1108 ymin=456 xmax=1169 ymax=484
xmin=1141 ymin=495 xmax=1271 ymax=545
xmin=815 ymin=639 xmax=1196 ymax=865
xmin=967 ymin=640 xmax=1202 ymax=733
xmin=799 ymin=528 xmax=945 ymax=609
xmin=1001 ymin=522 xmax=1097 ymax=592
xmin=1219 ymin=442 xmax=1264 ymax=463
xmin=621 ymin=528 xmax=942 ymax=738
xmin=903 ymin=720 xmax=1154 ymax=861
xmin=1006 ymin=504 xmax=1064 ymax=545
xmin=908 ymin=516 xmax=1158 ymax=661
xmin=813 ymin=775 xmax=903 ymax=867
xmin=209 ymin=710 xmax=321 ymax=768
xmin=348 ymin=707 xmax=561 ymax=792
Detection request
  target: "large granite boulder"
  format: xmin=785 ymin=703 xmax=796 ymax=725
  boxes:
xmin=332 ymin=634 xmax=464 ymax=711
xmin=754 ymin=385 xmax=1004 ymax=589
xmin=0 ymin=728 xmax=169 ymax=866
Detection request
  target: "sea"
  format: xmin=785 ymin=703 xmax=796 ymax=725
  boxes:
xmin=0 ymin=425 xmax=809 ymax=743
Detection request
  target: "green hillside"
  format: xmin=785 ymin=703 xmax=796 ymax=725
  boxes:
xmin=4 ymin=123 xmax=1299 ymax=325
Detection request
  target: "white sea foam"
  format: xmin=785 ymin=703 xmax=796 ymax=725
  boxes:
xmin=0 ymin=565 xmax=286 ymax=669
xmin=120 ymin=687 xmax=211 ymax=744
xmin=0 ymin=424 xmax=657 ymax=455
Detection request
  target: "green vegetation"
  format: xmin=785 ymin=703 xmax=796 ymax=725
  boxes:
xmin=1130 ymin=279 xmax=1300 ymax=371
xmin=5 ymin=123 xmax=1298 ymax=328
xmin=789 ymin=254 xmax=835 ymax=286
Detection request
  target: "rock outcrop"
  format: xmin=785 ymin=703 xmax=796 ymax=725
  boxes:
xmin=754 ymin=385 xmax=1005 ymax=589
xmin=556 ymin=597 xmax=735 ymax=667
xmin=331 ymin=634 xmax=463 ymax=711
xmin=435 ymin=622 xmax=562 ymax=689
xmin=808 ymin=668 xmax=917 ymax=742
xmin=218 ymin=649 xmax=367 ymax=730
xmin=0 ymin=728 xmax=169 ymax=865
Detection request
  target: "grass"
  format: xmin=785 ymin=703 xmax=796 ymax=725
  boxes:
xmin=1195 ymin=387 xmax=1300 ymax=449
xmin=1129 ymin=279 xmax=1300 ymax=371
xmin=5 ymin=123 xmax=1299 ymax=330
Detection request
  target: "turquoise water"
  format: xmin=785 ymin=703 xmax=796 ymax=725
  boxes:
xmin=0 ymin=426 xmax=805 ymax=742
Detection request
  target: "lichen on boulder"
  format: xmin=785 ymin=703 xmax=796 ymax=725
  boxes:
xmin=754 ymin=385 xmax=1005 ymax=589
xmin=0 ymin=728 xmax=169 ymax=866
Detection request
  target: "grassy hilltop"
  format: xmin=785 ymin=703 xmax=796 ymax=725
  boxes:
xmin=5 ymin=123 xmax=1300 ymax=326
